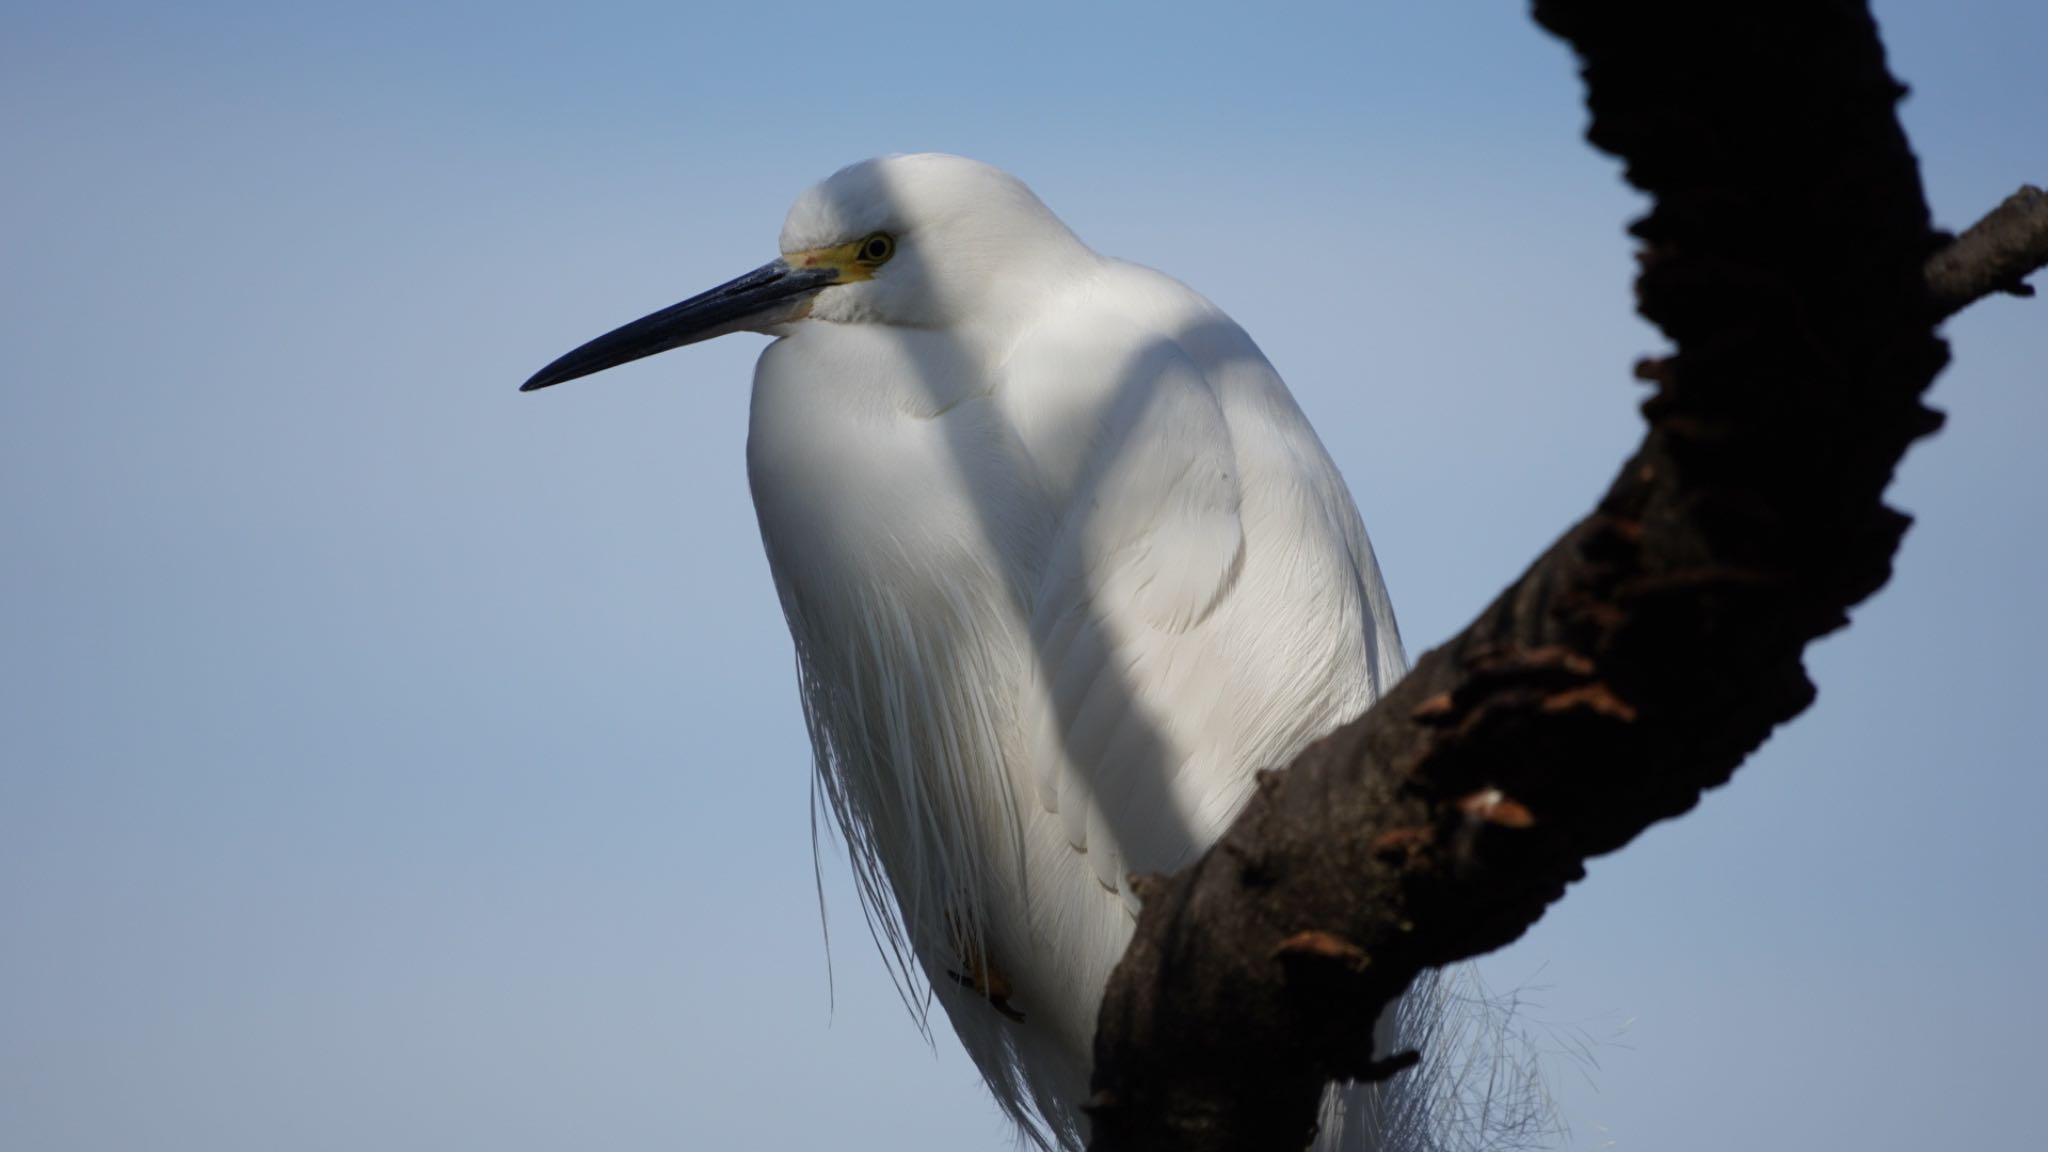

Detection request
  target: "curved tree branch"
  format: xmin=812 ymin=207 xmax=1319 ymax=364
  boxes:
xmin=1085 ymin=4 xmax=2044 ymax=1150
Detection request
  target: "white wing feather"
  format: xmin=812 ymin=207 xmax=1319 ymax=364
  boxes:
xmin=990 ymin=269 xmax=1408 ymax=1091
xmin=1020 ymin=318 xmax=1248 ymax=904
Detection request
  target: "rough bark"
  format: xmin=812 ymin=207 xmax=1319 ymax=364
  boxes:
xmin=1085 ymin=4 xmax=2042 ymax=1150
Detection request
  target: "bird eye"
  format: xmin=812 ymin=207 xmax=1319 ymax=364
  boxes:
xmin=856 ymin=233 xmax=895 ymax=265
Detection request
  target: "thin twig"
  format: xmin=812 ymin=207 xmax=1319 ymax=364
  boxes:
xmin=1926 ymin=184 xmax=2048 ymax=319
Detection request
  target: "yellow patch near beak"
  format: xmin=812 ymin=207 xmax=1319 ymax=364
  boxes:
xmin=785 ymin=238 xmax=882 ymax=283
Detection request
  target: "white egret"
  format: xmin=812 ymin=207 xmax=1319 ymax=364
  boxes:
xmin=523 ymin=154 xmax=1430 ymax=1150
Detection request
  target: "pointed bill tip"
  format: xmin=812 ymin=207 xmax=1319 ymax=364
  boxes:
xmin=515 ymin=260 xmax=838 ymax=395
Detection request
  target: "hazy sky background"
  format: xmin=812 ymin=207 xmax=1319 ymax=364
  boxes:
xmin=4 ymin=3 xmax=2043 ymax=1150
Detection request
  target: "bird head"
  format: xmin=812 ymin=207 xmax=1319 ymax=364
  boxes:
xmin=520 ymin=153 xmax=1091 ymax=393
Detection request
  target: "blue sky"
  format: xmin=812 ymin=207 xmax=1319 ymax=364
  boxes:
xmin=3 ymin=3 xmax=2043 ymax=1149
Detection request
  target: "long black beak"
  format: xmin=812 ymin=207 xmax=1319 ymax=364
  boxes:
xmin=520 ymin=260 xmax=840 ymax=392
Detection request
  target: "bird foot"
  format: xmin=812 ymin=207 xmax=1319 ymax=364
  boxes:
xmin=945 ymin=934 xmax=1025 ymax=1022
